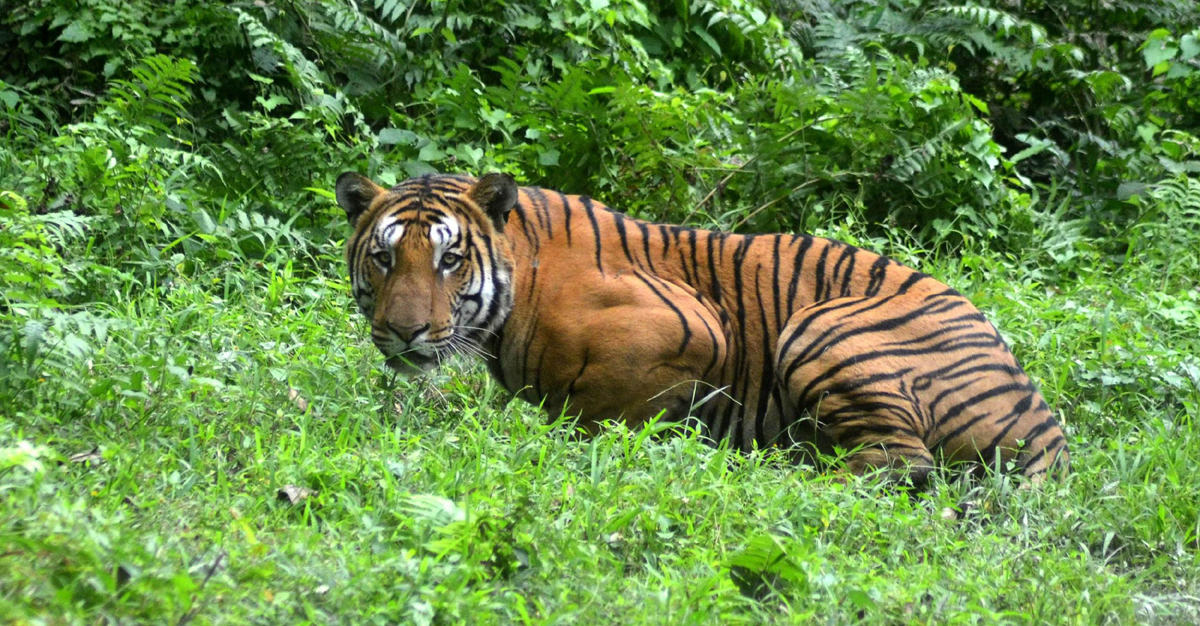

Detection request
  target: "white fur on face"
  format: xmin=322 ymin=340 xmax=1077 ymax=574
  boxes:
xmin=429 ymin=215 xmax=488 ymax=329
xmin=469 ymin=251 xmax=496 ymax=328
xmin=428 ymin=216 xmax=460 ymax=271
xmin=352 ymin=220 xmax=406 ymax=318
xmin=379 ymin=219 xmax=406 ymax=249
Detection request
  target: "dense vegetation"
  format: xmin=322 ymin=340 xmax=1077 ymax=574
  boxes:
xmin=2 ymin=0 xmax=1199 ymax=623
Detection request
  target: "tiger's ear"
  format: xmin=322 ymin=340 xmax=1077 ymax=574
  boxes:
xmin=335 ymin=172 xmax=385 ymax=227
xmin=468 ymin=173 xmax=518 ymax=229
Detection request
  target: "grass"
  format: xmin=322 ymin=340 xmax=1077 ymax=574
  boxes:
xmin=1 ymin=214 xmax=1199 ymax=625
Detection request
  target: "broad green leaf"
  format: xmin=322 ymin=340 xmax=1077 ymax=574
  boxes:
xmin=381 ymin=0 xmax=399 ymax=22
xmin=691 ymin=26 xmax=721 ymax=57
xmin=457 ymin=145 xmax=484 ymax=166
xmin=1010 ymin=140 xmax=1049 ymax=164
xmin=481 ymin=108 xmax=508 ymax=126
xmin=1136 ymin=123 xmax=1158 ymax=144
xmin=192 ymin=209 xmax=216 ymax=235
xmin=418 ymin=141 xmax=446 ymax=162
xmin=1181 ymin=34 xmax=1200 ymax=61
xmin=846 ymin=589 xmax=877 ymax=610
xmin=1142 ymin=31 xmax=1178 ymax=68
xmin=378 ymin=128 xmax=418 ymax=145
xmin=58 ymin=22 xmax=93 ymax=43
xmin=962 ymin=93 xmax=988 ymax=114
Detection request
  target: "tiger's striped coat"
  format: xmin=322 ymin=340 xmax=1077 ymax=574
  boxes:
xmin=336 ymin=172 xmax=1068 ymax=485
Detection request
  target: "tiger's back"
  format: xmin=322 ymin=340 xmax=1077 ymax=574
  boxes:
xmin=336 ymin=172 xmax=1068 ymax=485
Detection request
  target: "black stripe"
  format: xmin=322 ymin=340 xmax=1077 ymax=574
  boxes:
xmin=790 ymin=297 xmax=970 ymax=370
xmin=567 ymin=348 xmax=591 ymax=396
xmin=659 ymin=224 xmax=672 ymax=259
xmin=632 ymin=271 xmax=692 ymax=357
xmin=612 ymin=211 xmax=636 ymax=265
xmin=520 ymin=316 xmax=541 ymax=402
xmin=777 ymin=295 xmax=899 ymax=365
xmin=865 ymin=256 xmax=891 ymax=297
xmin=528 ymin=187 xmax=553 ymax=239
xmin=935 ymin=383 xmax=1032 ymax=443
xmin=838 ymin=247 xmax=857 ymax=297
xmin=705 ymin=233 xmax=722 ymax=303
xmin=896 ymin=272 xmax=926 ymax=294
xmin=812 ymin=243 xmax=832 ymax=302
xmin=533 ymin=345 xmax=548 ymax=401
xmin=686 ymin=229 xmax=700 ymax=285
xmin=581 ymin=196 xmax=604 ymax=276
xmin=753 ymin=267 xmax=776 ymax=449
xmin=771 ymin=236 xmax=783 ymax=336
xmin=977 ymin=393 xmax=1035 ymax=455
xmin=787 ymin=305 xmax=984 ymax=395
xmin=911 ymin=357 xmax=1006 ymax=391
xmin=786 ymin=236 xmax=814 ymax=318
xmin=696 ymin=311 xmax=721 ymax=379
xmin=555 ymin=191 xmax=573 ymax=246
xmin=511 ymin=202 xmax=540 ymax=255
xmin=637 ymin=221 xmax=656 ymax=273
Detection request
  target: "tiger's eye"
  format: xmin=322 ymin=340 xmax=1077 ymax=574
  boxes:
xmin=441 ymin=252 xmax=463 ymax=269
xmin=372 ymin=250 xmax=392 ymax=268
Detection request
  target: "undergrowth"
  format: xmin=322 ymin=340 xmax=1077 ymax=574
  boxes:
xmin=2 ymin=0 xmax=1199 ymax=623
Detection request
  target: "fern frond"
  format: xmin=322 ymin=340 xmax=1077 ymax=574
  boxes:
xmin=106 ymin=55 xmax=195 ymax=131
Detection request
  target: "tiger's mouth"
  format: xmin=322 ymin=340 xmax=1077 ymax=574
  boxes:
xmin=375 ymin=326 xmax=491 ymax=374
xmin=384 ymin=352 xmax=438 ymax=374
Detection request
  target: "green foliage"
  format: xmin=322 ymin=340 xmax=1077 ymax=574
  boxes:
xmin=1 ymin=0 xmax=1199 ymax=623
xmin=768 ymin=0 xmax=1200 ymax=241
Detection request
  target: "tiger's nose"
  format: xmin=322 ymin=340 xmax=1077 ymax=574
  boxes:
xmin=388 ymin=322 xmax=429 ymax=343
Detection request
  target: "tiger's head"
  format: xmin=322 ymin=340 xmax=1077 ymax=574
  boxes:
xmin=335 ymin=172 xmax=518 ymax=373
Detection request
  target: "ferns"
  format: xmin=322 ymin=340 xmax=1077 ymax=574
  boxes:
xmin=233 ymin=8 xmax=327 ymax=99
xmin=368 ymin=0 xmax=414 ymax=25
xmin=0 ymin=192 xmax=67 ymax=306
xmin=1067 ymin=70 xmax=1134 ymax=101
xmin=318 ymin=1 xmax=408 ymax=72
xmin=933 ymin=4 xmax=1046 ymax=46
xmin=106 ymin=55 xmax=196 ymax=131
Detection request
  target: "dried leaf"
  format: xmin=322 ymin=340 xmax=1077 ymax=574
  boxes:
xmin=116 ymin=564 xmax=134 ymax=587
xmin=288 ymin=388 xmax=309 ymax=413
xmin=69 ymin=446 xmax=103 ymax=465
xmin=277 ymin=484 xmax=315 ymax=505
xmin=940 ymin=500 xmax=979 ymax=521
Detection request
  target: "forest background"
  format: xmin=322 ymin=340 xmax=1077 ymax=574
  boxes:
xmin=2 ymin=0 xmax=1200 ymax=623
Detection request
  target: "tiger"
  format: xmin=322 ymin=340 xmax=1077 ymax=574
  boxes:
xmin=335 ymin=171 xmax=1069 ymax=486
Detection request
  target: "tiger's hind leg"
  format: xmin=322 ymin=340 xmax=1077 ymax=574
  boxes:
xmin=775 ymin=294 xmax=939 ymax=487
xmin=775 ymin=291 xmax=1068 ymax=487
